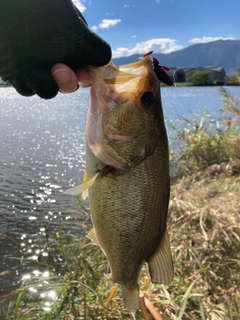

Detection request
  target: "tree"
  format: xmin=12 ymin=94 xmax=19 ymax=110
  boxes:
xmin=187 ymin=70 xmax=211 ymax=86
xmin=227 ymin=68 xmax=240 ymax=85
xmin=227 ymin=75 xmax=239 ymax=85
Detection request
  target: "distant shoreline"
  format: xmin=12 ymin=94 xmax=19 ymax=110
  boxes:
xmin=0 ymin=83 xmax=12 ymax=88
xmin=165 ymin=82 xmax=240 ymax=87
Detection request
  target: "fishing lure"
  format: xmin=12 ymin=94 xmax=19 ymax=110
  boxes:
xmin=140 ymin=51 xmax=174 ymax=86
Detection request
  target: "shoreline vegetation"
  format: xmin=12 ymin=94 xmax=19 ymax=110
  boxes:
xmin=0 ymin=83 xmax=12 ymax=87
xmin=1 ymin=68 xmax=240 ymax=88
xmin=1 ymin=87 xmax=240 ymax=319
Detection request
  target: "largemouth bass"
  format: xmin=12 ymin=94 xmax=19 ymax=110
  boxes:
xmin=65 ymin=55 xmax=174 ymax=311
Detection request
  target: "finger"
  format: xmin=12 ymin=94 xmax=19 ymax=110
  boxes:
xmin=51 ymin=64 xmax=79 ymax=93
xmin=13 ymin=59 xmax=59 ymax=99
xmin=76 ymin=69 xmax=92 ymax=87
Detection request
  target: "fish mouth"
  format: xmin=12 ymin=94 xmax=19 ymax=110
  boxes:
xmin=86 ymin=56 xmax=159 ymax=169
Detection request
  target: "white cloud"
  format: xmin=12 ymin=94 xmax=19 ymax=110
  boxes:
xmin=123 ymin=4 xmax=136 ymax=8
xmin=131 ymin=35 xmax=137 ymax=38
xmin=91 ymin=25 xmax=98 ymax=32
xmin=189 ymin=36 xmax=235 ymax=44
xmin=112 ymin=38 xmax=183 ymax=58
xmin=90 ymin=18 xmax=121 ymax=32
xmin=99 ymin=19 xmax=121 ymax=29
xmin=72 ymin=0 xmax=87 ymax=12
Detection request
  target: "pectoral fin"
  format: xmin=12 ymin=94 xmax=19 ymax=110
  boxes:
xmin=147 ymin=229 xmax=174 ymax=284
xmin=82 ymin=169 xmax=89 ymax=200
xmin=63 ymin=171 xmax=100 ymax=196
xmin=64 ymin=167 xmax=108 ymax=196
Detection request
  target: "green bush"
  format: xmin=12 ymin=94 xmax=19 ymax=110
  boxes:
xmin=187 ymin=70 xmax=212 ymax=86
xmin=170 ymin=87 xmax=240 ymax=177
xmin=227 ymin=75 xmax=240 ymax=85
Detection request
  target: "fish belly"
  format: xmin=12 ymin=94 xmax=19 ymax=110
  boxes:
xmin=86 ymin=141 xmax=170 ymax=288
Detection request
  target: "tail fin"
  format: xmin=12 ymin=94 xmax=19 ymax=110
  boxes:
xmin=121 ymin=284 xmax=139 ymax=312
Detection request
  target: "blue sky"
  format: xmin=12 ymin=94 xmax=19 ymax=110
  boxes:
xmin=73 ymin=0 xmax=240 ymax=58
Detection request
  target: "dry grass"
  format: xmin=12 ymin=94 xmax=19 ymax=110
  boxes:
xmin=166 ymin=159 xmax=240 ymax=319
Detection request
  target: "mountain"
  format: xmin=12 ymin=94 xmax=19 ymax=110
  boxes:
xmin=112 ymin=40 xmax=240 ymax=75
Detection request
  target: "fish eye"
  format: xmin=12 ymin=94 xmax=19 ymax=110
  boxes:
xmin=140 ymin=92 xmax=156 ymax=108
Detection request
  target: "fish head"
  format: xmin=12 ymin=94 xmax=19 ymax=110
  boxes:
xmin=86 ymin=56 xmax=165 ymax=169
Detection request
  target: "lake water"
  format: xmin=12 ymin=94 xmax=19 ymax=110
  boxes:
xmin=0 ymin=85 xmax=239 ymax=312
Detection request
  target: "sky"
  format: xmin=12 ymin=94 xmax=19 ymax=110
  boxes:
xmin=73 ymin=0 xmax=239 ymax=59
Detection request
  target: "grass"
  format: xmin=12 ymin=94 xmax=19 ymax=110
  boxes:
xmin=1 ymin=87 xmax=240 ymax=319
xmin=170 ymin=88 xmax=240 ymax=178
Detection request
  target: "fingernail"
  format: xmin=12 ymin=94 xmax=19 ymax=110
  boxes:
xmin=52 ymin=68 xmax=70 ymax=83
xmin=71 ymin=85 xmax=79 ymax=93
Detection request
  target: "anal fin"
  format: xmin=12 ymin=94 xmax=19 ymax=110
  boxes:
xmin=86 ymin=227 xmax=99 ymax=244
xmin=147 ymin=229 xmax=174 ymax=284
xmin=121 ymin=284 xmax=139 ymax=312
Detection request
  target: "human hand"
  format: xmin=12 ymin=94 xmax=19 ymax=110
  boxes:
xmin=51 ymin=64 xmax=91 ymax=93
xmin=0 ymin=0 xmax=111 ymax=99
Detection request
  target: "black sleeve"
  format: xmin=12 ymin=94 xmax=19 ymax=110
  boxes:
xmin=0 ymin=0 xmax=111 ymax=99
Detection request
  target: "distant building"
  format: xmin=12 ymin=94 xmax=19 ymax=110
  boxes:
xmin=168 ymin=66 xmax=226 ymax=85
xmin=171 ymin=68 xmax=186 ymax=83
